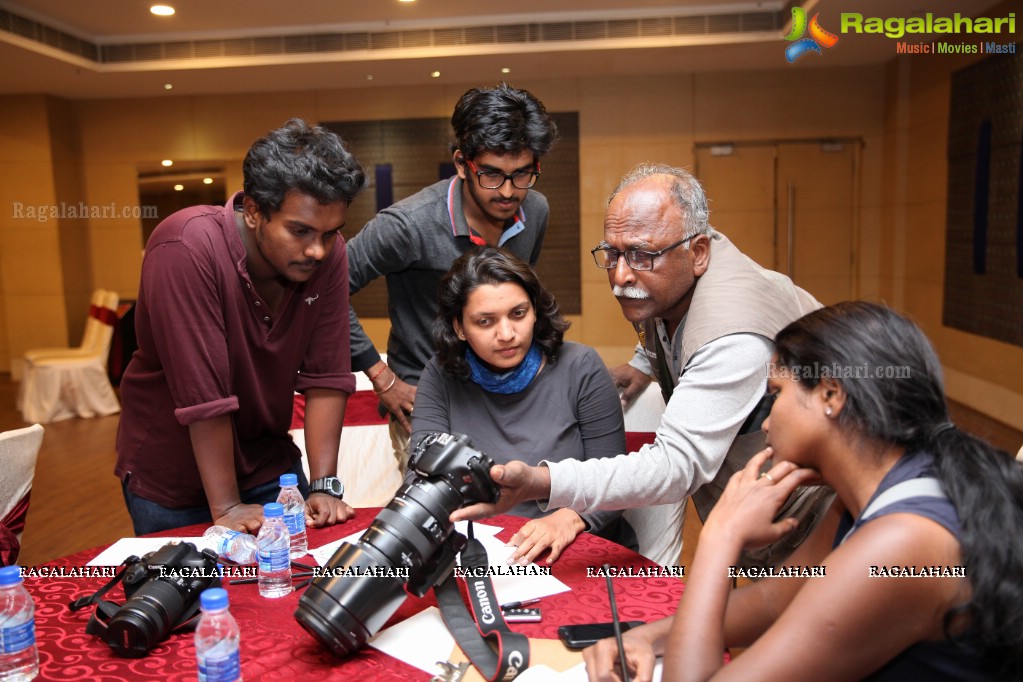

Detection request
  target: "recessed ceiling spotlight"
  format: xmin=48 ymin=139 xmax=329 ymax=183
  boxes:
xmin=161 ymin=159 xmax=173 ymax=167
xmin=501 ymin=67 xmax=511 ymax=74
xmin=173 ymin=184 xmax=184 ymax=191
xmin=399 ymin=0 xmax=415 ymax=3
xmin=150 ymin=5 xmax=175 ymax=17
xmin=430 ymin=71 xmax=441 ymax=78
xmin=203 ymin=177 xmax=213 ymax=185
xmin=164 ymin=83 xmax=173 ymax=90
xmin=366 ymin=74 xmax=374 ymax=81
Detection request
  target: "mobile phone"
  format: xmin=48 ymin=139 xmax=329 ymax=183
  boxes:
xmin=557 ymin=621 xmax=645 ymax=650
xmin=502 ymin=607 xmax=542 ymax=623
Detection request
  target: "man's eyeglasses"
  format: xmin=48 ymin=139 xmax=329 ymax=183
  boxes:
xmin=464 ymin=157 xmax=540 ymax=190
xmin=591 ymin=235 xmax=695 ymax=271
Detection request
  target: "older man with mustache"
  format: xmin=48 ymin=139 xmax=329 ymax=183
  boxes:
xmin=457 ymin=163 xmax=828 ymax=572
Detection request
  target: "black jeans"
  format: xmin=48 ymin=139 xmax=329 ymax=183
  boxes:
xmin=121 ymin=462 xmax=310 ymax=535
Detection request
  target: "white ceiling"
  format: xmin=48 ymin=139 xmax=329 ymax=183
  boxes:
xmin=0 ymin=0 xmax=1004 ymax=99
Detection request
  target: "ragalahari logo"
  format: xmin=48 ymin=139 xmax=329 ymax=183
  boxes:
xmin=784 ymin=7 xmax=839 ymax=62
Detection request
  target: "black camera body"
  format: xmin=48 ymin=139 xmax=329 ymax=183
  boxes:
xmin=295 ymin=432 xmax=500 ymax=657
xmin=104 ymin=541 xmax=221 ymax=657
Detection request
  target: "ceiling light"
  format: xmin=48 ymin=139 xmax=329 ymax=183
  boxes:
xmin=161 ymin=159 xmax=173 ymax=167
xmin=173 ymin=184 xmax=184 ymax=191
xmin=164 ymin=83 xmax=173 ymax=90
xmin=366 ymin=74 xmax=374 ymax=81
xmin=430 ymin=71 xmax=441 ymax=78
xmin=399 ymin=0 xmax=416 ymax=3
xmin=203 ymin=177 xmax=213 ymax=185
xmin=150 ymin=5 xmax=175 ymax=17
xmin=501 ymin=68 xmax=511 ymax=74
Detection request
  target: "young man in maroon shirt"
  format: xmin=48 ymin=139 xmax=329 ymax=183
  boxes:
xmin=116 ymin=119 xmax=366 ymax=535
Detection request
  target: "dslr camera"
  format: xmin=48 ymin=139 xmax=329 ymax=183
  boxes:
xmin=72 ymin=541 xmax=221 ymax=657
xmin=295 ymin=432 xmax=500 ymax=656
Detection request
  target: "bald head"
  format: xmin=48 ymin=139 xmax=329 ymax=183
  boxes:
xmin=607 ymin=163 xmax=711 ymax=241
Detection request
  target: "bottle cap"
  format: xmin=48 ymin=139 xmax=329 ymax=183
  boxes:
xmin=200 ymin=587 xmax=229 ymax=610
xmin=263 ymin=502 xmax=285 ymax=518
xmin=0 ymin=565 xmax=22 ymax=586
xmin=279 ymin=473 xmax=299 ymax=487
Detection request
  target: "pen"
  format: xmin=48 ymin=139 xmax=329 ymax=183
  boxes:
xmin=604 ymin=564 xmax=630 ymax=682
xmin=500 ymin=598 xmax=541 ymax=610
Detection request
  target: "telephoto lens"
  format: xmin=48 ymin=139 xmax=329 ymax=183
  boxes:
xmin=295 ymin=433 xmax=500 ymax=656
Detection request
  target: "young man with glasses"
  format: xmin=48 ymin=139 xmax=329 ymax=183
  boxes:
xmin=345 ymin=83 xmax=557 ymax=471
xmin=456 ymin=163 xmax=830 ymax=572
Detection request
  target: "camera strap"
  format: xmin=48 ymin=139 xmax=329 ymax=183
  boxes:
xmin=435 ymin=522 xmax=529 ymax=681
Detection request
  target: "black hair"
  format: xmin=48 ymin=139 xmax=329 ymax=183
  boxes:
xmin=433 ymin=246 xmax=569 ymax=380
xmin=243 ymin=118 xmax=365 ymax=219
xmin=451 ymin=83 xmax=557 ymax=162
xmin=774 ymin=301 xmax=1023 ymax=678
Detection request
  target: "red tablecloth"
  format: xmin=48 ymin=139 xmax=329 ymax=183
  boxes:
xmin=27 ymin=513 xmax=683 ymax=681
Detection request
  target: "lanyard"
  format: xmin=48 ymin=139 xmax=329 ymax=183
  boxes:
xmin=435 ymin=522 xmax=530 ymax=681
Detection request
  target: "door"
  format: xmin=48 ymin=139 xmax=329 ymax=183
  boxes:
xmin=695 ymin=140 xmax=858 ymax=304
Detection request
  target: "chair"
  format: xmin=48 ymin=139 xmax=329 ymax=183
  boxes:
xmin=17 ymin=289 xmax=113 ymax=415
xmin=0 ymin=424 xmax=44 ymax=564
xmin=18 ymin=291 xmax=122 ymax=424
xmin=22 ymin=289 xmax=111 ymax=363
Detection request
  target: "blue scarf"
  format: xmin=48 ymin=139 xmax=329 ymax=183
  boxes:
xmin=466 ymin=342 xmax=543 ymax=394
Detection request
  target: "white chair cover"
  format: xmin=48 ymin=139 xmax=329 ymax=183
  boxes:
xmin=22 ymin=289 xmax=110 ymax=363
xmin=0 ymin=424 xmax=44 ymax=542
xmin=19 ymin=291 xmax=122 ymax=424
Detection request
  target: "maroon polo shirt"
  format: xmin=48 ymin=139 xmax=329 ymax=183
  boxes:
xmin=115 ymin=192 xmax=355 ymax=508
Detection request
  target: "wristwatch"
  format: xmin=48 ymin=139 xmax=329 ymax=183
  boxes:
xmin=309 ymin=476 xmax=345 ymax=499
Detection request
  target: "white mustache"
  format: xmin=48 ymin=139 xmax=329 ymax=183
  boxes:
xmin=612 ymin=285 xmax=650 ymax=300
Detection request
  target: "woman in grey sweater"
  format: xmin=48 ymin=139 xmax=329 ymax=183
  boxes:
xmin=411 ymin=247 xmax=634 ymax=564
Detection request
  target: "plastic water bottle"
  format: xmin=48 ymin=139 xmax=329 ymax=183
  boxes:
xmin=0 ymin=566 xmax=39 ymax=682
xmin=276 ymin=474 xmax=308 ymax=559
xmin=195 ymin=587 xmax=242 ymax=682
xmin=256 ymin=503 xmax=292 ymax=598
xmin=202 ymin=526 xmax=258 ymax=565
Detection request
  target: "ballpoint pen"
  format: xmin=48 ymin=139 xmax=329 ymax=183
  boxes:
xmin=604 ymin=564 xmax=631 ymax=682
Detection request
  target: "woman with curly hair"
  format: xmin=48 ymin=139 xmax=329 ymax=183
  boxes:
xmin=411 ymin=246 xmax=634 ymax=563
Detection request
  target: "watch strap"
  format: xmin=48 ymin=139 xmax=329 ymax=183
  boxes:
xmin=309 ymin=476 xmax=344 ymax=499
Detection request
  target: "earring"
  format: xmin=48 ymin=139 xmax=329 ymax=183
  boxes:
xmin=825 ymin=406 xmax=833 ymax=417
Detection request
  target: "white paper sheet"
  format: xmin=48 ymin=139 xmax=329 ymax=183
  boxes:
xmin=559 ymin=659 xmax=663 ymax=681
xmin=86 ymin=537 xmax=210 ymax=566
xmin=473 ymin=534 xmax=570 ymax=605
xmin=368 ymin=606 xmax=455 ymax=676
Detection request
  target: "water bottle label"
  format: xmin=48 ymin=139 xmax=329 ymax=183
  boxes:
xmin=258 ymin=548 xmax=290 ymax=572
xmin=0 ymin=620 xmax=35 ymax=654
xmin=217 ymin=529 xmax=242 ymax=555
xmin=283 ymin=511 xmax=304 ymax=535
xmin=198 ymin=649 xmax=241 ymax=682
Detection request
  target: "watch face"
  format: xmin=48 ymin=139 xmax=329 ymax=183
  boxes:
xmin=314 ymin=477 xmax=343 ymax=497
